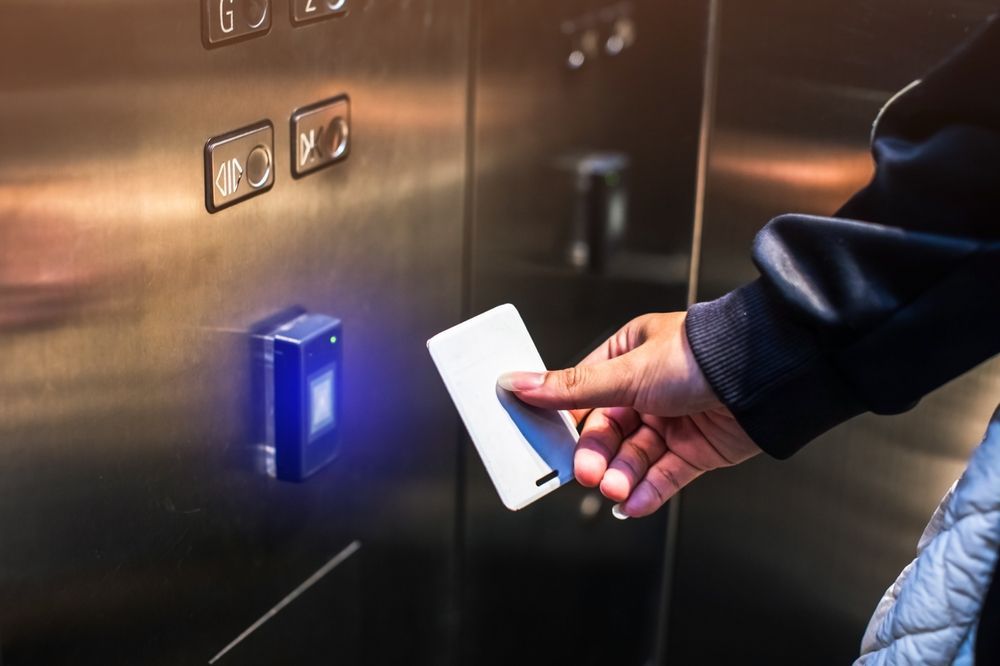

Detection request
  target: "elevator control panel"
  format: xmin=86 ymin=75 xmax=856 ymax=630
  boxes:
xmin=204 ymin=121 xmax=275 ymax=213
xmin=290 ymin=96 xmax=351 ymax=178
xmin=255 ymin=312 xmax=343 ymax=482
xmin=290 ymin=0 xmax=348 ymax=26
xmin=202 ymin=0 xmax=271 ymax=48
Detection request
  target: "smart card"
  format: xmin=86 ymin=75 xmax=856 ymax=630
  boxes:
xmin=427 ymin=304 xmax=578 ymax=510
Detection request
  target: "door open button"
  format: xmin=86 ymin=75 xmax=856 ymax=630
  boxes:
xmin=204 ymin=121 xmax=275 ymax=213
xmin=246 ymin=145 xmax=272 ymax=189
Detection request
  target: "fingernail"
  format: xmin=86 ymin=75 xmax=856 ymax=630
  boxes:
xmin=611 ymin=504 xmax=629 ymax=520
xmin=497 ymin=371 xmax=545 ymax=391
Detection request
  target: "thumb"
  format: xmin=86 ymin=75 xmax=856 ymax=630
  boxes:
xmin=497 ymin=354 xmax=639 ymax=411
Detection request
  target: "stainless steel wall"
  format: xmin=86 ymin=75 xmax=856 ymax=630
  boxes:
xmin=0 ymin=1 xmax=705 ymax=664
xmin=463 ymin=2 xmax=707 ymax=663
xmin=0 ymin=1 xmax=469 ymax=663
xmin=669 ymin=2 xmax=1000 ymax=663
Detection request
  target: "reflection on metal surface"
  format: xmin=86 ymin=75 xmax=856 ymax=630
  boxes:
xmin=0 ymin=1 xmax=466 ymax=663
xmin=208 ymin=540 xmax=361 ymax=664
xmin=685 ymin=0 xmax=720 ymax=311
xmin=0 ymin=208 xmax=132 ymax=333
xmin=710 ymin=130 xmax=873 ymax=207
xmin=467 ymin=1 xmax=708 ymax=663
xmin=671 ymin=2 xmax=1000 ymax=664
xmin=561 ymin=2 xmax=637 ymax=70
xmin=557 ymin=151 xmax=629 ymax=273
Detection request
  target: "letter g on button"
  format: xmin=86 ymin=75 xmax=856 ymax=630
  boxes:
xmin=219 ymin=0 xmax=235 ymax=33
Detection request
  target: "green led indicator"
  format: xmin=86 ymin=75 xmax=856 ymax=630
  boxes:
xmin=329 ymin=335 xmax=338 ymax=344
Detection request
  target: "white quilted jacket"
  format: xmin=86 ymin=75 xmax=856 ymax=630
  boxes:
xmin=855 ymin=406 xmax=1000 ymax=665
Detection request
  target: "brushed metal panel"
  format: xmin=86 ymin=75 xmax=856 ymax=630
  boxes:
xmin=0 ymin=1 xmax=468 ymax=663
xmin=671 ymin=2 xmax=1000 ymax=663
xmin=466 ymin=1 xmax=707 ymax=663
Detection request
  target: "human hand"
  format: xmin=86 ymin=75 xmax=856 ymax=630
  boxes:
xmin=498 ymin=312 xmax=761 ymax=518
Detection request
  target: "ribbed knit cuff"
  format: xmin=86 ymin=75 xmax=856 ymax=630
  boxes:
xmin=685 ymin=280 xmax=866 ymax=459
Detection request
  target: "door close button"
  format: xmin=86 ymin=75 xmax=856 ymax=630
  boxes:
xmin=290 ymin=96 xmax=351 ymax=178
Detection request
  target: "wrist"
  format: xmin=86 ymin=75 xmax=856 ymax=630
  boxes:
xmin=679 ymin=312 xmax=723 ymax=413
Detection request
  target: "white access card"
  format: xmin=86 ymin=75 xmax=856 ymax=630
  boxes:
xmin=427 ymin=304 xmax=578 ymax=510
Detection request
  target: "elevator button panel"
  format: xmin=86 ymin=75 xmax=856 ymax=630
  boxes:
xmin=202 ymin=0 xmax=271 ymax=48
xmin=290 ymin=96 xmax=351 ymax=178
xmin=290 ymin=0 xmax=348 ymax=26
xmin=204 ymin=121 xmax=275 ymax=213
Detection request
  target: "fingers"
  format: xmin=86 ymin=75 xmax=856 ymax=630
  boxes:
xmin=574 ymin=407 xmax=640 ymax=487
xmin=498 ymin=353 xmax=639 ymax=411
xmin=600 ymin=424 xmax=667 ymax=503
xmin=621 ymin=451 xmax=702 ymax=518
xmin=566 ymin=341 xmax=619 ymax=425
xmin=578 ymin=414 xmax=709 ymax=518
xmin=502 ymin=318 xmax=644 ymax=423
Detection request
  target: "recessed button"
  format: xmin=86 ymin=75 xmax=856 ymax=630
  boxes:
xmin=246 ymin=145 xmax=272 ymax=188
xmin=290 ymin=95 xmax=351 ymax=178
xmin=204 ymin=121 xmax=275 ymax=213
xmin=202 ymin=0 xmax=272 ymax=48
xmin=245 ymin=0 xmax=269 ymax=28
xmin=290 ymin=0 xmax=348 ymax=26
xmin=325 ymin=116 xmax=349 ymax=160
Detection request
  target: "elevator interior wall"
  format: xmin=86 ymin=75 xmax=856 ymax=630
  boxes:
xmin=466 ymin=1 xmax=708 ymax=663
xmin=0 ymin=2 xmax=469 ymax=663
xmin=670 ymin=3 xmax=1000 ymax=663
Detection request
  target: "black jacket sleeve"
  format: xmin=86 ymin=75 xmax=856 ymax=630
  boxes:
xmin=685 ymin=16 xmax=1000 ymax=459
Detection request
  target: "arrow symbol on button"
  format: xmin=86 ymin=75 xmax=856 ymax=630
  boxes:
xmin=300 ymin=128 xmax=321 ymax=167
xmin=216 ymin=157 xmax=244 ymax=197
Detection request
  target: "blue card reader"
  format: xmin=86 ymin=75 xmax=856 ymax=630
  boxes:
xmin=255 ymin=312 xmax=343 ymax=482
